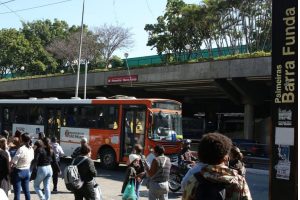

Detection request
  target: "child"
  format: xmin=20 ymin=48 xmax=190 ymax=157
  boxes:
xmin=121 ymin=154 xmax=140 ymax=198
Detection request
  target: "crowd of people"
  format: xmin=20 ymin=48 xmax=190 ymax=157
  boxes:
xmin=0 ymin=128 xmax=252 ymax=200
xmin=0 ymin=130 xmax=99 ymax=200
xmin=0 ymin=130 xmax=64 ymax=200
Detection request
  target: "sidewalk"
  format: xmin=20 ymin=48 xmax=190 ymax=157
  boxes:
xmin=246 ymin=168 xmax=269 ymax=175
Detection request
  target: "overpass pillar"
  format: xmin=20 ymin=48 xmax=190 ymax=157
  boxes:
xmin=244 ymin=104 xmax=254 ymax=139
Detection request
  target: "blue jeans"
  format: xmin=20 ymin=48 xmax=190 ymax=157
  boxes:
xmin=12 ymin=168 xmax=31 ymax=200
xmin=34 ymin=165 xmax=53 ymax=200
xmin=136 ymin=179 xmax=143 ymax=200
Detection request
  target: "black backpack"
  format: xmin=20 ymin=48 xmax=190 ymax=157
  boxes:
xmin=64 ymin=157 xmax=88 ymax=191
xmin=193 ymin=172 xmax=226 ymax=200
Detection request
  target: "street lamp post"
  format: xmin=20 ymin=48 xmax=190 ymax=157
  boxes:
xmin=124 ymin=53 xmax=132 ymax=87
xmin=185 ymin=44 xmax=191 ymax=61
xmin=20 ymin=66 xmax=25 ymax=77
xmin=75 ymin=0 xmax=85 ymax=98
xmin=84 ymin=61 xmax=88 ymax=99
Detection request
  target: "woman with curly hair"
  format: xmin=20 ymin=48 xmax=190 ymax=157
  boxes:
xmin=183 ymin=132 xmax=252 ymax=200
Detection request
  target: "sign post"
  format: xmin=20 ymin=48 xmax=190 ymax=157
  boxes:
xmin=271 ymin=1 xmax=297 ymax=199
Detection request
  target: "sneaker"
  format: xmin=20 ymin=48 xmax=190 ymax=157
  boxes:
xmin=52 ymin=189 xmax=58 ymax=193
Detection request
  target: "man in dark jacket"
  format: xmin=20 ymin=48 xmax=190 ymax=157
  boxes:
xmin=71 ymin=137 xmax=87 ymax=159
xmin=73 ymin=144 xmax=97 ymax=200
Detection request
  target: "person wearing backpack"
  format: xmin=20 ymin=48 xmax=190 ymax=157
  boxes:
xmin=50 ymin=137 xmax=64 ymax=193
xmin=182 ymin=133 xmax=252 ymax=200
xmin=72 ymin=144 xmax=97 ymax=200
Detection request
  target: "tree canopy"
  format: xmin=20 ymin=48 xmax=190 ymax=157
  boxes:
xmin=0 ymin=19 xmax=133 ymax=78
xmin=145 ymin=0 xmax=272 ymax=61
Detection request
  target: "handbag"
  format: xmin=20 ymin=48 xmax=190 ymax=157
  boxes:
xmin=93 ymin=179 xmax=103 ymax=200
xmin=30 ymin=160 xmax=38 ymax=181
xmin=30 ymin=167 xmax=37 ymax=181
xmin=122 ymin=179 xmax=137 ymax=200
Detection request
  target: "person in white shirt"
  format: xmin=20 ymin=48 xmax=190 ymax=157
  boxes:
xmin=11 ymin=133 xmax=34 ymax=200
xmin=50 ymin=137 xmax=64 ymax=192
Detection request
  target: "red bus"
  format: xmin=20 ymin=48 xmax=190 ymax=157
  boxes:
xmin=0 ymin=96 xmax=182 ymax=168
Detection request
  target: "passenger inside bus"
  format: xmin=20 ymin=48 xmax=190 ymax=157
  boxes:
xmin=97 ymin=111 xmax=105 ymax=128
xmin=134 ymin=114 xmax=145 ymax=145
xmin=65 ymin=109 xmax=76 ymax=127
xmin=35 ymin=114 xmax=44 ymax=125
xmin=124 ymin=118 xmax=135 ymax=154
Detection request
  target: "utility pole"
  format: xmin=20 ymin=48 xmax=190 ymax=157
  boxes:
xmin=75 ymin=0 xmax=85 ymax=98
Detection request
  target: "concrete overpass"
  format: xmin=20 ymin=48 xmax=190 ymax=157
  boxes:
xmin=0 ymin=57 xmax=271 ymax=141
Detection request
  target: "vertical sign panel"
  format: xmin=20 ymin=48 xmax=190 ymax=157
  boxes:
xmin=271 ymin=0 xmax=297 ymax=199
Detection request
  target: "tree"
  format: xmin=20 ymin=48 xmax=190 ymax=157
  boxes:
xmin=145 ymin=0 xmax=272 ymax=61
xmin=145 ymin=0 xmax=208 ymax=61
xmin=93 ymin=24 xmax=134 ymax=68
xmin=0 ymin=29 xmax=57 ymax=78
xmin=21 ymin=19 xmax=70 ymax=47
xmin=47 ymin=30 xmax=100 ymax=73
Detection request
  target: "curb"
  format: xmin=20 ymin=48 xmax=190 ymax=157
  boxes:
xmin=246 ymin=168 xmax=269 ymax=175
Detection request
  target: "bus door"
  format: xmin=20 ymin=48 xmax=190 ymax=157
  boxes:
xmin=46 ymin=106 xmax=63 ymax=139
xmin=121 ymin=105 xmax=146 ymax=158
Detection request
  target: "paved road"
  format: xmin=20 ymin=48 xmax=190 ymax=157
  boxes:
xmin=8 ymin=159 xmax=268 ymax=200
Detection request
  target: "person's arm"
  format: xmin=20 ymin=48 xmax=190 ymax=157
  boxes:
xmin=181 ymin=168 xmax=193 ymax=189
xmin=51 ymin=151 xmax=61 ymax=173
xmin=87 ymin=158 xmax=97 ymax=177
xmin=136 ymin=161 xmax=146 ymax=179
xmin=145 ymin=158 xmax=158 ymax=177
xmin=11 ymin=147 xmax=22 ymax=166
xmin=58 ymin=146 xmax=65 ymax=157
xmin=240 ymin=177 xmax=252 ymax=200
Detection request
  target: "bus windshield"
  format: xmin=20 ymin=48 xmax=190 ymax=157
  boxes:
xmin=149 ymin=111 xmax=182 ymax=141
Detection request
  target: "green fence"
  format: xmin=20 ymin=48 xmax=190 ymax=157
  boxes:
xmin=123 ymin=46 xmax=248 ymax=68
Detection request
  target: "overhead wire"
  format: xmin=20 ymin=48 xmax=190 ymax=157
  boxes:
xmin=144 ymin=0 xmax=155 ymax=19
xmin=112 ymin=0 xmax=119 ymax=24
xmin=0 ymin=0 xmax=73 ymax=14
xmin=0 ymin=0 xmax=16 ymax=6
xmin=0 ymin=0 xmax=24 ymax=21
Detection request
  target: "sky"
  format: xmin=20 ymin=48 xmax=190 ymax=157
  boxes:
xmin=0 ymin=0 xmax=200 ymax=58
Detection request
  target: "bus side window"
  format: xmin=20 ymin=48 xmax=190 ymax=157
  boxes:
xmin=108 ymin=105 xmax=118 ymax=129
xmin=29 ymin=106 xmax=44 ymax=125
xmin=86 ymin=106 xmax=97 ymax=128
xmin=97 ymin=108 xmax=105 ymax=129
xmin=2 ymin=107 xmax=14 ymax=133
xmin=15 ymin=106 xmax=28 ymax=124
xmin=96 ymin=105 xmax=119 ymax=130
xmin=65 ymin=107 xmax=76 ymax=127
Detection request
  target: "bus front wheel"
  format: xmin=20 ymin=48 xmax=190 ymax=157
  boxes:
xmin=100 ymin=148 xmax=117 ymax=169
